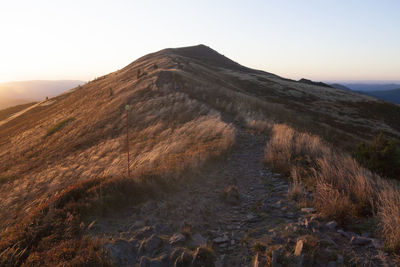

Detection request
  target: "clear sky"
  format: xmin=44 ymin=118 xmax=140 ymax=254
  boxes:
xmin=0 ymin=0 xmax=399 ymax=83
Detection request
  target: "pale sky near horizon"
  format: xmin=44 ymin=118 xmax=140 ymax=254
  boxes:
xmin=0 ymin=0 xmax=399 ymax=83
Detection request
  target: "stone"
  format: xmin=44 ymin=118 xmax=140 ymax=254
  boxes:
xmin=139 ymin=256 xmax=151 ymax=267
xmin=350 ymin=236 xmax=371 ymax=246
xmin=327 ymin=261 xmax=337 ymax=267
xmin=87 ymin=220 xmax=96 ymax=230
xmin=271 ymin=247 xmax=281 ymax=267
xmin=284 ymin=212 xmax=295 ymax=219
xmin=154 ymin=223 xmax=171 ymax=233
xmin=361 ymin=232 xmax=370 ymax=238
xmin=150 ymin=254 xmax=169 ymax=267
xmin=325 ymin=221 xmax=338 ymax=231
xmin=305 ymin=218 xmax=319 ymax=230
xmin=169 ymin=233 xmax=186 ymax=245
xmin=170 ymin=248 xmax=185 ymax=262
xmin=135 ymin=226 xmax=154 ymax=239
xmin=192 ymin=246 xmax=216 ymax=267
xmin=370 ymin=238 xmax=384 ymax=249
xmin=253 ymin=253 xmax=259 ymax=267
xmin=223 ymin=186 xmax=240 ymax=204
xmin=337 ymin=229 xmax=350 ymax=238
xmin=337 ymin=254 xmax=344 ymax=264
xmin=140 ymin=235 xmax=162 ymax=254
xmin=213 ymin=235 xmax=229 ymax=244
xmin=247 ymin=213 xmax=257 ymax=221
xmin=106 ymin=239 xmax=136 ymax=265
xmin=191 ymin=233 xmax=207 ymax=246
xmin=271 ymin=201 xmax=282 ymax=208
xmin=174 ymin=250 xmax=193 ymax=267
xmin=294 ymin=239 xmax=304 ymax=256
xmin=301 ymin=207 xmax=315 ymax=213
xmin=149 ymin=260 xmax=163 ymax=267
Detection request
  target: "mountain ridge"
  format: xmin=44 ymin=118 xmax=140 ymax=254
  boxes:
xmin=1 ymin=45 xmax=400 ymax=266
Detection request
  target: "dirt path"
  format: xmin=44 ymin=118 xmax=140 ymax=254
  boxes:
xmin=88 ymin=127 xmax=392 ymax=266
xmin=0 ymin=101 xmax=43 ymax=127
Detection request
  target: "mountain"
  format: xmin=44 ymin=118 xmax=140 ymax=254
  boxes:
xmin=359 ymin=88 xmax=400 ymax=105
xmin=329 ymin=83 xmax=400 ymax=105
xmin=342 ymin=83 xmax=400 ymax=92
xmin=0 ymin=80 xmax=84 ymax=109
xmin=1 ymin=45 xmax=400 ymax=266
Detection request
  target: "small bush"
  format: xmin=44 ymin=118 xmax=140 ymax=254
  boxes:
xmin=46 ymin=117 xmax=75 ymax=136
xmin=0 ymin=175 xmax=13 ymax=185
xmin=354 ymin=132 xmax=400 ymax=180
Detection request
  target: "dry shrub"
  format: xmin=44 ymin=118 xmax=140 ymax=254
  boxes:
xmin=264 ymin=123 xmax=400 ymax=251
xmin=313 ymin=181 xmax=356 ymax=222
xmin=377 ymin=183 xmax=400 ymax=251
xmin=264 ymin=124 xmax=328 ymax=175
xmin=312 ymin=154 xmax=377 ymax=218
xmin=288 ymin=170 xmax=305 ymax=201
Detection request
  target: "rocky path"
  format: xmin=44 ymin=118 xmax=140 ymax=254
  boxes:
xmin=88 ymin=127 xmax=392 ymax=266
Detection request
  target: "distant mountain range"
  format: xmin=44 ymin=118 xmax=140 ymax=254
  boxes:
xmin=0 ymin=80 xmax=84 ymax=110
xmin=360 ymin=89 xmax=400 ymax=104
xmin=330 ymin=83 xmax=400 ymax=105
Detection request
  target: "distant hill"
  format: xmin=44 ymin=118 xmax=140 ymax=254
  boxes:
xmin=330 ymin=83 xmax=352 ymax=91
xmin=329 ymin=83 xmax=400 ymax=104
xmin=342 ymin=83 xmax=400 ymax=92
xmin=0 ymin=80 xmax=84 ymax=109
xmin=361 ymin=88 xmax=400 ymax=104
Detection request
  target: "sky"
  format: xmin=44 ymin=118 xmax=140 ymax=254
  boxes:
xmin=0 ymin=0 xmax=399 ymax=83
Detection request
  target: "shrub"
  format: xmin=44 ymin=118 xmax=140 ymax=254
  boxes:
xmin=46 ymin=117 xmax=75 ymax=136
xmin=0 ymin=175 xmax=13 ymax=185
xmin=354 ymin=132 xmax=400 ymax=180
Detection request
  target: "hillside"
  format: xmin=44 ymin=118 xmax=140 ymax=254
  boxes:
xmin=1 ymin=45 xmax=400 ymax=266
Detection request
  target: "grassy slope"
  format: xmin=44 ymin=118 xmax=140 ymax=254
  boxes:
xmin=1 ymin=45 xmax=400 ymax=264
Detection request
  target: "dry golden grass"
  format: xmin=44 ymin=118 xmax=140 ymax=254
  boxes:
xmin=0 ymin=50 xmax=236 ymax=265
xmin=377 ymin=183 xmax=400 ymax=252
xmin=265 ymin=123 xmax=400 ymax=251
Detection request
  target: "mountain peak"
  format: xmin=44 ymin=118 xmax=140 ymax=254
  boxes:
xmin=166 ymin=44 xmax=246 ymax=71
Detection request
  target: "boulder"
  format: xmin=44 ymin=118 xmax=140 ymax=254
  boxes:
xmin=169 ymin=233 xmax=186 ymax=245
xmin=294 ymin=239 xmax=304 ymax=256
xmin=325 ymin=221 xmax=337 ymax=231
xmin=139 ymin=256 xmax=151 ymax=267
xmin=350 ymin=236 xmax=371 ymax=246
xmin=223 ymin=185 xmax=240 ymax=204
xmin=174 ymin=250 xmax=193 ymax=267
xmin=301 ymin=207 xmax=315 ymax=213
xmin=139 ymin=235 xmax=162 ymax=255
